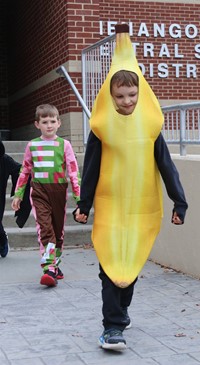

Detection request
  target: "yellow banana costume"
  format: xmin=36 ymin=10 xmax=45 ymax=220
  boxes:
xmin=90 ymin=24 xmax=164 ymax=288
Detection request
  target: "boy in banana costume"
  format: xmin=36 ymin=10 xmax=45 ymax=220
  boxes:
xmin=74 ymin=24 xmax=188 ymax=351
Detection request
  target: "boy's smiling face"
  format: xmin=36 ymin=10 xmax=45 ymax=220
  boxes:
xmin=111 ymin=84 xmax=138 ymax=115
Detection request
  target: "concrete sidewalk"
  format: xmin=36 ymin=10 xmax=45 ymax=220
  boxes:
xmin=1 ymin=248 xmax=200 ymax=365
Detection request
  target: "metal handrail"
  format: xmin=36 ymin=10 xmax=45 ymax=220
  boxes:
xmin=82 ymin=34 xmax=115 ymax=54
xmin=56 ymin=65 xmax=91 ymax=119
xmin=82 ymin=34 xmax=115 ymax=144
xmin=162 ymin=101 xmax=200 ymax=112
xmin=162 ymin=102 xmax=200 ymax=155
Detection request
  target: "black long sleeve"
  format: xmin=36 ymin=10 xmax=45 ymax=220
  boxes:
xmin=5 ymin=155 xmax=21 ymax=196
xmin=77 ymin=131 xmax=101 ymax=216
xmin=154 ymin=133 xmax=188 ymax=222
xmin=0 ymin=154 xmax=32 ymax=228
xmin=0 ymin=143 xmax=31 ymax=227
xmin=0 ymin=155 xmax=20 ymax=220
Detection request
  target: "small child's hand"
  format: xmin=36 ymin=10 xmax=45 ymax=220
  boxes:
xmin=11 ymin=197 xmax=22 ymax=211
xmin=172 ymin=211 xmax=182 ymax=225
xmin=73 ymin=208 xmax=88 ymax=224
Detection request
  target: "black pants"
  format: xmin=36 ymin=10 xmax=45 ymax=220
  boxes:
xmin=99 ymin=265 xmax=138 ymax=331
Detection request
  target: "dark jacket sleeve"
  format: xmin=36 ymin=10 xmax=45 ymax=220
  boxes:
xmin=1 ymin=154 xmax=32 ymax=228
xmin=0 ymin=153 xmax=20 ymax=221
xmin=5 ymin=154 xmax=21 ymax=197
xmin=77 ymin=131 xmax=101 ymax=216
xmin=15 ymin=175 xmax=32 ymax=228
xmin=154 ymin=133 xmax=188 ymax=223
xmin=5 ymin=154 xmax=32 ymax=228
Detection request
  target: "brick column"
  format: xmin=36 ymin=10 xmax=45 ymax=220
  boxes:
xmin=64 ymin=1 xmax=100 ymax=153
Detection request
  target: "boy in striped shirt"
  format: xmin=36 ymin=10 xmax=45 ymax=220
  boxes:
xmin=12 ymin=104 xmax=80 ymax=287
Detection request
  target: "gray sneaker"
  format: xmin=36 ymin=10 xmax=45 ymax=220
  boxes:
xmin=98 ymin=328 xmax=127 ymax=351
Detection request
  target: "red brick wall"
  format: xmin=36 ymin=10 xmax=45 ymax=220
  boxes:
xmin=8 ymin=0 xmax=100 ymax=129
xmin=8 ymin=1 xmax=69 ymax=92
xmin=5 ymin=1 xmax=200 ymax=132
xmin=66 ymin=0 xmax=100 ymax=58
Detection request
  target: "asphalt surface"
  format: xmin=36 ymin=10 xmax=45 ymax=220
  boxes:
xmin=1 ymin=247 xmax=200 ymax=365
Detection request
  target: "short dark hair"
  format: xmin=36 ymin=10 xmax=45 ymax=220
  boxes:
xmin=110 ymin=70 xmax=139 ymax=94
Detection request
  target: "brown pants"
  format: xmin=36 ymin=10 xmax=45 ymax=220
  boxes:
xmin=30 ymin=182 xmax=68 ymax=251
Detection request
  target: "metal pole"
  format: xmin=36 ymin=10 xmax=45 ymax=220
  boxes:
xmin=81 ymin=52 xmax=90 ymax=146
xmin=180 ymin=109 xmax=186 ymax=156
xmin=56 ymin=65 xmax=91 ymax=120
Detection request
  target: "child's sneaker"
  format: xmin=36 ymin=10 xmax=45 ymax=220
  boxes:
xmin=0 ymin=236 xmax=9 ymax=258
xmin=122 ymin=307 xmax=132 ymax=329
xmin=98 ymin=328 xmax=126 ymax=351
xmin=40 ymin=270 xmax=57 ymax=287
xmin=56 ymin=267 xmax=64 ymax=280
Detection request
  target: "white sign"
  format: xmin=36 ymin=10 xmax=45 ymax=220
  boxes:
xmin=99 ymin=21 xmax=200 ymax=78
